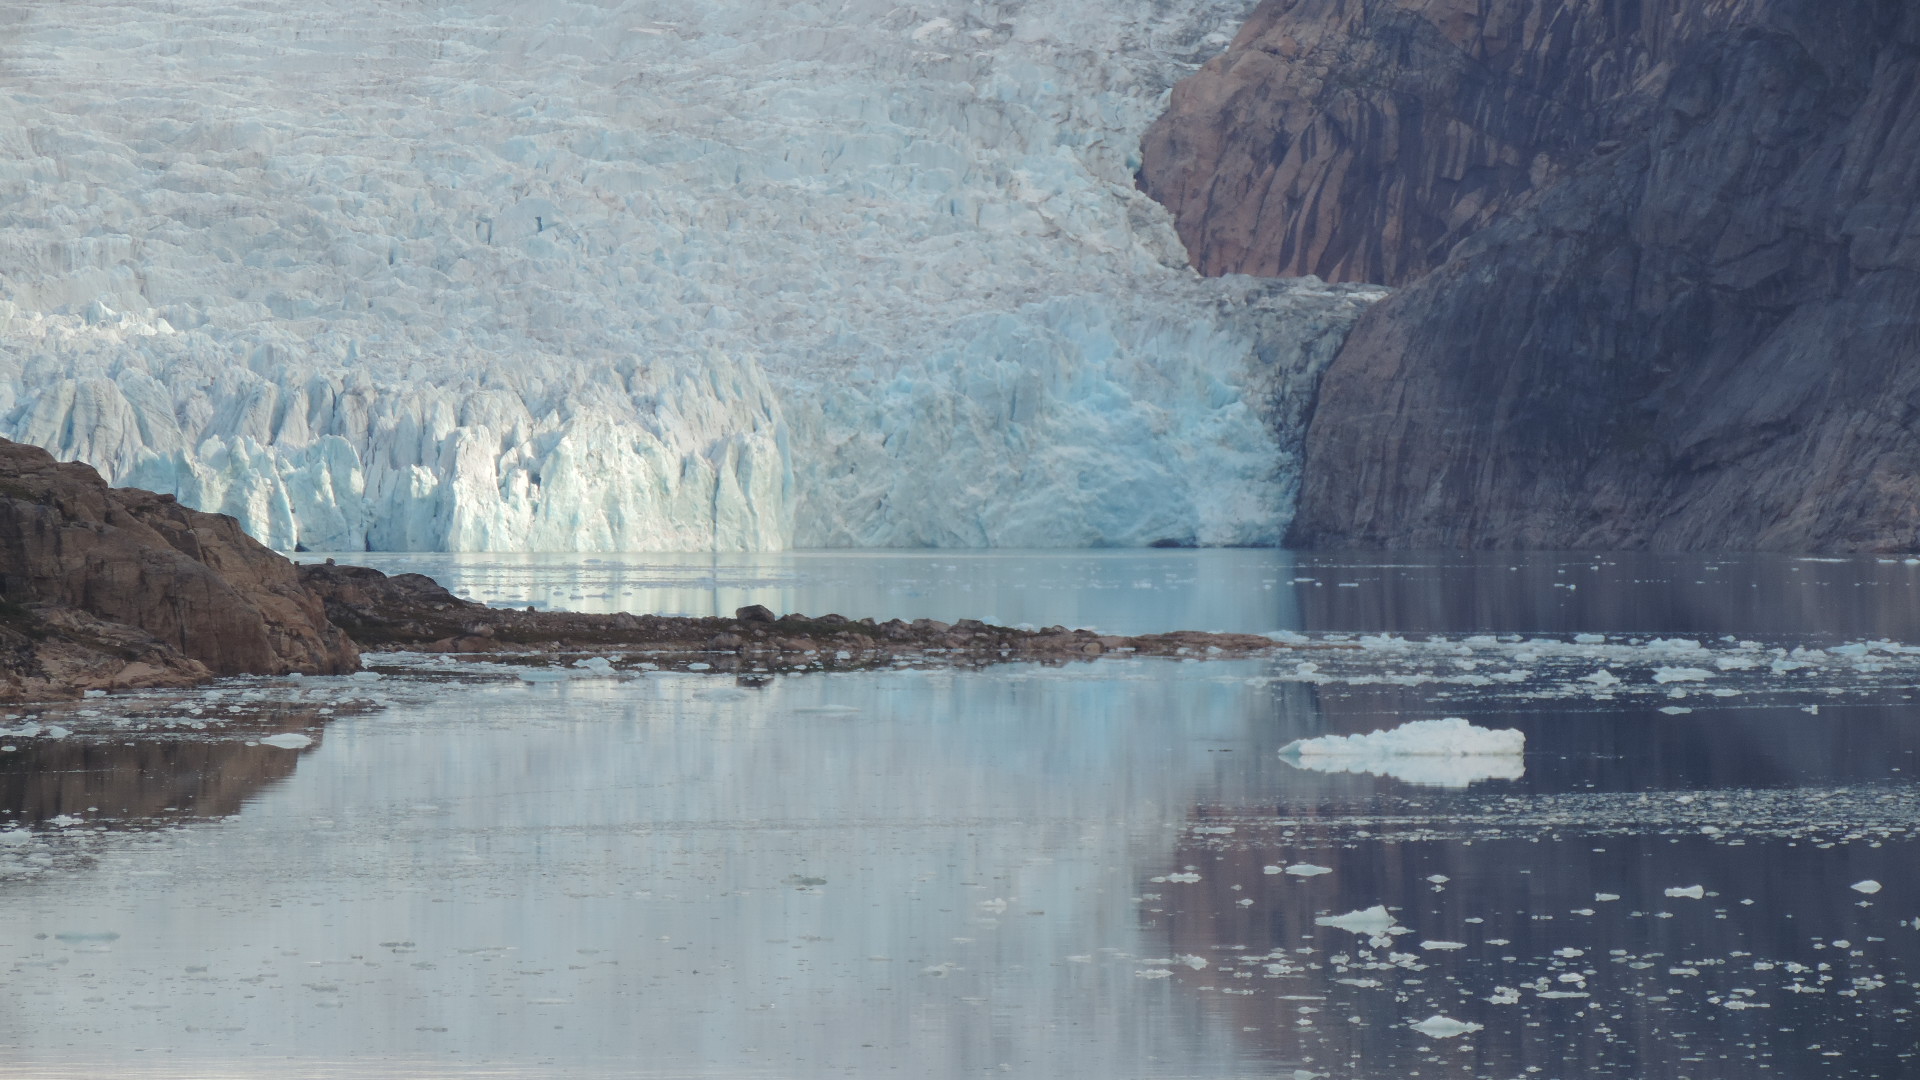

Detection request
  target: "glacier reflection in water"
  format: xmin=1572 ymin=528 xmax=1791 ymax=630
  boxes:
xmin=0 ymin=550 xmax=1916 ymax=1079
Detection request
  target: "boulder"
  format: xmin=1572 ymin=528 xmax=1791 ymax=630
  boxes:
xmin=0 ymin=438 xmax=358 ymax=697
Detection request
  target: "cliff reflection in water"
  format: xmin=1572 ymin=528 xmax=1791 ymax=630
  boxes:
xmin=1288 ymin=551 xmax=1920 ymax=642
xmin=1152 ymin=806 xmax=1918 ymax=1079
xmin=0 ymin=710 xmax=328 ymax=828
xmin=0 ymin=551 xmax=1916 ymax=1080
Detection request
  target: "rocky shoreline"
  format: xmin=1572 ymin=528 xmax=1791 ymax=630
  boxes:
xmin=1 ymin=438 xmax=1332 ymax=701
xmin=299 ymin=559 xmax=1337 ymax=676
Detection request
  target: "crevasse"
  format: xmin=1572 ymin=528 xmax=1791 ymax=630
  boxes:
xmin=0 ymin=0 xmax=1383 ymax=551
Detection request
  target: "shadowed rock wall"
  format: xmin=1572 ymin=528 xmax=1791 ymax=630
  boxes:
xmin=1141 ymin=0 xmax=1920 ymax=550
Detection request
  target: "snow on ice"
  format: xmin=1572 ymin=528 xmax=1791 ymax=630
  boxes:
xmin=0 ymin=0 xmax=1382 ymax=552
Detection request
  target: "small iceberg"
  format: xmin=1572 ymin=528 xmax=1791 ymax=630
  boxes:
xmin=1314 ymin=905 xmax=1404 ymax=936
xmin=1278 ymin=718 xmax=1524 ymax=787
xmin=259 ymin=733 xmax=313 ymax=750
xmin=1410 ymin=1015 xmax=1484 ymax=1039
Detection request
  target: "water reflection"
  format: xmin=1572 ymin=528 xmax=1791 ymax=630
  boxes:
xmin=0 ymin=665 xmax=1285 ymax=1079
xmin=298 ymin=549 xmax=1304 ymax=636
xmin=0 ymin=734 xmax=313 ymax=826
xmin=1155 ymin=822 xmax=1917 ymax=1078
xmin=301 ymin=549 xmax=1920 ymax=641
xmin=4 ymin=549 xmax=1920 ymax=1078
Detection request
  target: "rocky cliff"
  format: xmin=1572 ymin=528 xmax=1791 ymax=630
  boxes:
xmin=1143 ymin=0 xmax=1920 ymax=550
xmin=0 ymin=439 xmax=358 ymax=699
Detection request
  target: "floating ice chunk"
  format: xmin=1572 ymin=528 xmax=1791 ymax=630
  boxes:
xmin=1595 ymin=892 xmax=1621 ymax=902
xmin=1164 ymin=872 xmax=1200 ymax=884
xmin=1426 ymin=874 xmax=1449 ymax=884
xmin=570 ymin=656 xmax=615 ymax=673
xmin=259 ymin=733 xmax=313 ymax=750
xmin=1486 ymin=987 xmax=1521 ymax=1005
xmin=516 ymin=669 xmax=570 ymax=683
xmin=1279 ymin=718 xmax=1524 ymax=788
xmin=41 ymin=726 xmax=71 ymax=740
xmin=1647 ymin=638 xmax=1704 ymax=653
xmin=1134 ymin=968 xmax=1172 ymax=979
xmin=1852 ymin=880 xmax=1883 ymax=895
xmin=1315 ymin=906 xmax=1402 ymax=936
xmin=1409 ymin=1015 xmax=1483 ymax=1039
xmin=1665 ymin=885 xmax=1706 ymax=899
xmin=1176 ymin=954 xmax=1208 ymax=970
xmin=1286 ymin=864 xmax=1334 ymax=877
xmin=1574 ymin=634 xmax=1606 ymax=644
xmin=1420 ymin=941 xmax=1467 ymax=951
xmin=1263 ymin=865 xmax=1283 ymax=875
xmin=1282 ymin=718 xmax=1523 ymax=759
xmin=1652 ymin=667 xmax=1712 ymax=683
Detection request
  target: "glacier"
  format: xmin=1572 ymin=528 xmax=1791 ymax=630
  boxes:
xmin=0 ymin=0 xmax=1383 ymax=552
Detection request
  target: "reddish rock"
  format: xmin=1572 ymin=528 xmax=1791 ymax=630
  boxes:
xmin=0 ymin=438 xmax=358 ymax=698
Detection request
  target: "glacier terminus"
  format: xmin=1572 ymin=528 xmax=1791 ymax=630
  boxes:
xmin=0 ymin=0 xmax=1382 ymax=552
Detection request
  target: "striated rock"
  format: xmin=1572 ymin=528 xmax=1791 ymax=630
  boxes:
xmin=0 ymin=438 xmax=358 ymax=698
xmin=1139 ymin=0 xmax=1699 ymax=284
xmin=1145 ymin=0 xmax=1920 ymax=550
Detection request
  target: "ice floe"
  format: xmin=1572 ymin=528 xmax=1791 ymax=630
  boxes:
xmin=1278 ymin=718 xmax=1525 ymax=787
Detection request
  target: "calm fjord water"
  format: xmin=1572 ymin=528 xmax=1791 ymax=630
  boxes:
xmin=1 ymin=551 xmax=1916 ymax=1079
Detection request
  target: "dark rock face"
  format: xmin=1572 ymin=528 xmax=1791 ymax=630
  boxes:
xmin=0 ymin=439 xmax=359 ymax=698
xmin=1140 ymin=0 xmax=1687 ymax=285
xmin=1143 ymin=0 xmax=1920 ymax=550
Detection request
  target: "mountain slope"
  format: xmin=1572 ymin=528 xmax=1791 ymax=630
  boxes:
xmin=1142 ymin=0 xmax=1920 ymax=550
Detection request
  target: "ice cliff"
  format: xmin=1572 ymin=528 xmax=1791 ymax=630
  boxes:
xmin=0 ymin=0 xmax=1380 ymax=552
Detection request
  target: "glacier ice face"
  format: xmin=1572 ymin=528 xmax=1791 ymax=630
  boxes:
xmin=0 ymin=0 xmax=1382 ymax=551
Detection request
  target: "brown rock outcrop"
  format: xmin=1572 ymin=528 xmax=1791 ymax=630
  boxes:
xmin=0 ymin=438 xmax=358 ymax=698
xmin=1143 ymin=0 xmax=1920 ymax=550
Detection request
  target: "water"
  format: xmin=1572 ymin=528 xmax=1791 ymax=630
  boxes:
xmin=2 ymin=551 xmax=1918 ymax=1079
xmin=302 ymin=549 xmax=1920 ymax=640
